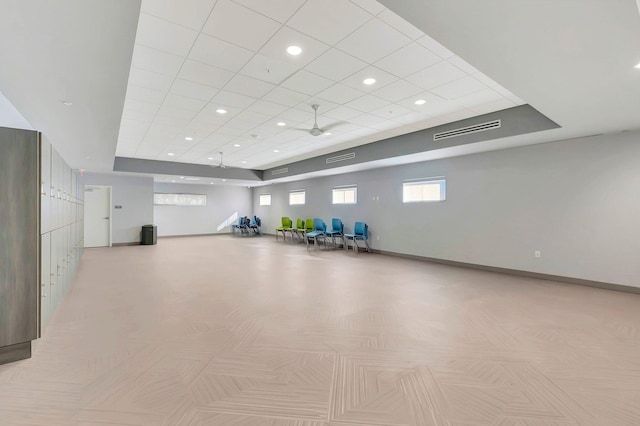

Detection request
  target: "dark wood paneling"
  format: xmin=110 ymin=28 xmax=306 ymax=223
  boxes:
xmin=0 ymin=127 xmax=39 ymax=347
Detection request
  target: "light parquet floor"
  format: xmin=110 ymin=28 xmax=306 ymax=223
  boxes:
xmin=1 ymin=235 xmax=640 ymax=425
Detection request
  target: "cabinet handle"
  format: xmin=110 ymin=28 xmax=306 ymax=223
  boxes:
xmin=51 ymin=281 xmax=56 ymax=286
xmin=42 ymin=293 xmax=47 ymax=298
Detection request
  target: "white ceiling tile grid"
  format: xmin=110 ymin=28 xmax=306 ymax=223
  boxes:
xmin=117 ymin=0 xmax=527 ymax=171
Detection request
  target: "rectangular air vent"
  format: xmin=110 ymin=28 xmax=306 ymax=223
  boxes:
xmin=433 ymin=119 xmax=501 ymax=141
xmin=271 ymin=167 xmax=288 ymax=176
xmin=326 ymin=152 xmax=355 ymax=164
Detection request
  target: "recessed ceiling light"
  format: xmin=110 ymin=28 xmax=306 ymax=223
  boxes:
xmin=216 ymin=109 xmax=227 ymax=114
xmin=210 ymin=182 xmax=214 ymax=184
xmin=171 ymin=180 xmax=176 ymax=183
xmin=62 ymin=101 xmax=73 ymax=106
xmin=414 ymin=99 xmax=426 ymax=105
xmin=185 ymin=177 xmax=200 ymax=181
xmin=287 ymin=45 xmax=302 ymax=56
xmin=241 ymin=161 xmax=247 ymax=164
xmin=635 ymin=62 xmax=640 ymax=69
xmin=180 ymin=176 xmax=184 ymax=179
xmin=185 ymin=136 xmax=193 ymax=141
xmin=363 ymin=78 xmax=376 ymax=85
xmin=208 ymin=157 xmax=214 ymax=160
xmin=222 ymin=179 xmax=227 ymax=182
xmin=234 ymin=144 xmax=240 ymax=147
xmin=277 ymin=122 xmax=286 ymax=126
xmin=325 ymin=132 xmax=332 ymax=136
xmin=167 ymin=153 xmax=174 ymax=156
xmin=273 ymin=149 xmax=280 ymax=153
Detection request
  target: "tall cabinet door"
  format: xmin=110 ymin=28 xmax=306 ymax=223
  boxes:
xmin=40 ymin=233 xmax=51 ymax=331
xmin=40 ymin=138 xmax=51 ymax=234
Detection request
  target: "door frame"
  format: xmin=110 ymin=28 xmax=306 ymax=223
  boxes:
xmin=84 ymin=185 xmax=112 ymax=247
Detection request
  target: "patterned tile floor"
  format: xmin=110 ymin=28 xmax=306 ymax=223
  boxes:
xmin=1 ymin=236 xmax=639 ymax=425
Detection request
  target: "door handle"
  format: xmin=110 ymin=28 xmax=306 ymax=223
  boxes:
xmin=103 ymin=217 xmax=109 ymax=220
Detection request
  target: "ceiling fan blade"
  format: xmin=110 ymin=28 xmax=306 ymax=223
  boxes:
xmin=321 ymin=121 xmax=346 ymax=131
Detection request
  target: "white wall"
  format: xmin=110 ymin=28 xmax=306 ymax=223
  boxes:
xmin=154 ymin=182 xmax=252 ymax=236
xmin=254 ymin=131 xmax=640 ymax=288
xmin=80 ymin=173 xmax=154 ymax=244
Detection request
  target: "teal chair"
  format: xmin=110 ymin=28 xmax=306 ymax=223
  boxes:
xmin=325 ymin=218 xmax=344 ymax=249
xmin=344 ymin=222 xmax=369 ymax=252
xmin=305 ymin=218 xmax=326 ymax=250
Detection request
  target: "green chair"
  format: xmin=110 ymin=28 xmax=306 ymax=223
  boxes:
xmin=275 ymin=217 xmax=292 ymax=241
xmin=304 ymin=218 xmax=314 ymax=235
xmin=293 ymin=218 xmax=306 ymax=241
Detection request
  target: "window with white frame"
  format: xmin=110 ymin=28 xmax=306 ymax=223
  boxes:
xmin=289 ymin=190 xmax=305 ymax=205
xmin=332 ymin=186 xmax=357 ymax=204
xmin=154 ymin=193 xmax=207 ymax=206
xmin=402 ymin=178 xmax=446 ymax=203
xmin=259 ymin=194 xmax=271 ymax=206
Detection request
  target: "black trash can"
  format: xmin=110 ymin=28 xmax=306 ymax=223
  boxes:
xmin=141 ymin=224 xmax=157 ymax=245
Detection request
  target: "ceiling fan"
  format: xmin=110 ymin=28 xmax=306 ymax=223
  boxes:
xmin=298 ymin=104 xmax=341 ymax=136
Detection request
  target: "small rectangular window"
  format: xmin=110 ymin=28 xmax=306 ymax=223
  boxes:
xmin=289 ymin=190 xmax=305 ymax=205
xmin=332 ymin=186 xmax=357 ymax=204
xmin=259 ymin=194 xmax=271 ymax=206
xmin=403 ymin=178 xmax=446 ymax=203
xmin=154 ymin=193 xmax=207 ymax=206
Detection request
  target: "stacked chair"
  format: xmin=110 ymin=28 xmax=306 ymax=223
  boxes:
xmin=233 ymin=216 xmax=262 ymax=236
xmin=325 ymin=218 xmax=345 ymax=248
xmin=249 ymin=216 xmax=262 ymax=235
xmin=275 ymin=217 xmax=293 ymax=241
xmin=305 ymin=218 xmax=327 ymax=250
xmin=344 ymin=221 xmax=369 ymax=252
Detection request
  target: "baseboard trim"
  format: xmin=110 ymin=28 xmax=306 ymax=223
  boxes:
xmin=0 ymin=341 xmax=31 ymax=365
xmin=370 ymin=249 xmax=640 ymax=295
xmin=112 ymin=242 xmax=140 ymax=247
xmin=159 ymin=233 xmax=231 ymax=239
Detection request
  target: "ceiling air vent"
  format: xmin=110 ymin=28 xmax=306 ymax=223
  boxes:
xmin=271 ymin=167 xmax=288 ymax=176
xmin=326 ymin=152 xmax=355 ymax=164
xmin=433 ymin=119 xmax=501 ymax=141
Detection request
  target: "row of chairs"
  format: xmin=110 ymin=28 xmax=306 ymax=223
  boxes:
xmin=232 ymin=216 xmax=262 ymax=236
xmin=275 ymin=217 xmax=369 ymax=252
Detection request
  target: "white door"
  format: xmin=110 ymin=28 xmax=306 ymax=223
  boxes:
xmin=84 ymin=185 xmax=111 ymax=247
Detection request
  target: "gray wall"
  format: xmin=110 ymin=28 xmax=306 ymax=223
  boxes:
xmin=154 ymin=182 xmax=252 ymax=236
xmin=80 ymin=173 xmax=154 ymax=244
xmin=254 ymin=130 xmax=640 ymax=288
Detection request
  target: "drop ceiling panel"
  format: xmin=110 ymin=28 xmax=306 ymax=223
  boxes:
xmin=131 ymin=45 xmax=185 ymax=77
xmin=317 ymin=83 xmax=365 ymax=104
xmin=304 ymin=48 xmax=368 ymax=81
xmin=224 ymin=74 xmax=276 ymax=98
xmin=128 ymin=68 xmax=174 ymax=92
xmin=141 ymin=0 xmax=216 ymax=31
xmin=375 ymin=42 xmax=442 ymax=78
xmin=336 ymin=17 xmax=411 ymax=63
xmin=341 ymin=65 xmax=398 ymax=92
xmin=189 ymin=34 xmax=254 ymax=72
xmin=323 ymin=105 xmax=363 ymax=121
xmin=377 ymin=8 xmax=423 ymax=40
xmin=373 ymin=79 xmax=423 ymax=103
xmin=232 ymin=0 xmax=306 ymax=23
xmin=211 ymin=90 xmax=258 ymax=110
xmin=262 ymin=86 xmax=309 ymax=107
xmin=259 ymin=26 xmax=330 ymax=68
xmin=246 ymin=99 xmax=289 ymax=116
xmin=136 ymin=13 xmax=199 ymax=57
xmin=416 ymin=35 xmax=455 ymax=59
xmin=202 ymin=0 xmax=280 ymax=51
xmin=405 ymin=61 xmax=467 ymax=90
xmin=287 ymin=0 xmax=372 ymax=45
xmin=178 ymin=60 xmax=235 ymax=88
xmin=345 ymin=94 xmax=390 ymax=113
xmin=350 ymin=0 xmax=385 ymax=15
xmin=169 ymin=79 xmax=218 ymax=101
xmin=431 ymin=75 xmax=487 ymax=100
xmin=280 ymin=70 xmax=335 ymax=96
xmin=239 ymin=53 xmax=299 ymax=85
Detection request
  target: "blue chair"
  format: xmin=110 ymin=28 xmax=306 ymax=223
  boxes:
xmin=344 ymin=222 xmax=369 ymax=252
xmin=305 ymin=218 xmax=326 ymax=250
xmin=250 ymin=216 xmax=261 ymax=235
xmin=325 ymin=218 xmax=344 ymax=249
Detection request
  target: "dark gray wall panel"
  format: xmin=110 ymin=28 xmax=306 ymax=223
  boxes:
xmin=0 ymin=127 xmax=39 ymax=347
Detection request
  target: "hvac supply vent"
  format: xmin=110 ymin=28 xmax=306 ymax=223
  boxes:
xmin=326 ymin=152 xmax=355 ymax=164
xmin=271 ymin=167 xmax=288 ymax=176
xmin=433 ymin=119 xmax=501 ymax=141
